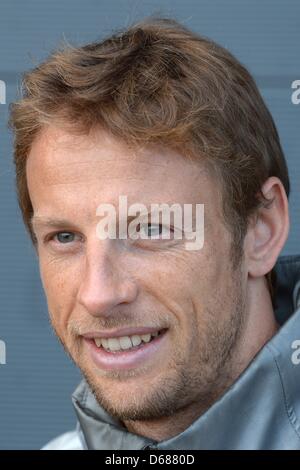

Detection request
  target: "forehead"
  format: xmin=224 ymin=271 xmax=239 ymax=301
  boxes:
xmin=26 ymin=125 xmax=220 ymax=216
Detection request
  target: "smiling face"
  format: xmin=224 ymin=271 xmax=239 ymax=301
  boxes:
xmin=27 ymin=124 xmax=248 ymax=423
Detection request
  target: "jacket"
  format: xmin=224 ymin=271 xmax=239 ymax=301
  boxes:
xmin=42 ymin=254 xmax=300 ymax=450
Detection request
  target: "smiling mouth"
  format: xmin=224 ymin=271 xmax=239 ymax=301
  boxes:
xmin=91 ymin=328 xmax=167 ymax=354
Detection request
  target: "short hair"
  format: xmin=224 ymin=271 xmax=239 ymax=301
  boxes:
xmin=8 ymin=16 xmax=290 ymax=307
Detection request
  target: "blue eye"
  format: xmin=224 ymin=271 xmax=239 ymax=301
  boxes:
xmin=55 ymin=232 xmax=75 ymax=243
xmin=144 ymin=223 xmax=162 ymax=237
xmin=138 ymin=223 xmax=174 ymax=239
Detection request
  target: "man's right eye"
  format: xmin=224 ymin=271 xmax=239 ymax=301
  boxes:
xmin=52 ymin=232 xmax=76 ymax=244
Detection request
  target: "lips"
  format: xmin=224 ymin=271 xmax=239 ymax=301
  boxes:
xmin=83 ymin=328 xmax=168 ymax=371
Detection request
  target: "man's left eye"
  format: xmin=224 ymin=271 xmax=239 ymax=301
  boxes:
xmin=138 ymin=223 xmax=172 ymax=239
xmin=54 ymin=232 xmax=76 ymax=243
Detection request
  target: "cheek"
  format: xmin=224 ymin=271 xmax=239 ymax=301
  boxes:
xmin=39 ymin=257 xmax=80 ymax=330
xmin=138 ymin=253 xmax=202 ymax=333
xmin=163 ymin=246 xmax=232 ymax=332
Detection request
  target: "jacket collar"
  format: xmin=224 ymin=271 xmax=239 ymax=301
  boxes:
xmin=72 ymin=254 xmax=300 ymax=449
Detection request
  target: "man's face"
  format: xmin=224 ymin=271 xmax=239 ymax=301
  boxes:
xmin=27 ymin=125 xmax=247 ymax=421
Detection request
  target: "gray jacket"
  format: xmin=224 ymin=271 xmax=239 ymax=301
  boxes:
xmin=43 ymin=254 xmax=300 ymax=450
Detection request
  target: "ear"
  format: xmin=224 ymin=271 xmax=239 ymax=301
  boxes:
xmin=244 ymin=176 xmax=289 ymax=278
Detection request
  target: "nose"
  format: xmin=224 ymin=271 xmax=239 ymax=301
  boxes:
xmin=77 ymin=240 xmax=138 ymax=317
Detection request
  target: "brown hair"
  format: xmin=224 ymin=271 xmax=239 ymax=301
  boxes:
xmin=8 ymin=16 xmax=290 ymax=307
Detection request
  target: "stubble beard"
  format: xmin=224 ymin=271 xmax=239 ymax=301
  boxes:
xmin=50 ymin=263 xmax=247 ymax=423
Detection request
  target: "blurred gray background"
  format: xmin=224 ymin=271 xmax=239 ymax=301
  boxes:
xmin=0 ymin=0 xmax=299 ymax=449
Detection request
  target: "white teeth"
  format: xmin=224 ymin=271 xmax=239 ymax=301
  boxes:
xmin=119 ymin=336 xmax=133 ymax=350
xmin=107 ymin=338 xmax=121 ymax=351
xmin=93 ymin=330 xmax=162 ymax=351
xmin=141 ymin=333 xmax=151 ymax=343
xmin=131 ymin=335 xmax=142 ymax=347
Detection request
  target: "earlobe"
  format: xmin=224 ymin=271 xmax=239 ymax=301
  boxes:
xmin=246 ymin=177 xmax=289 ymax=278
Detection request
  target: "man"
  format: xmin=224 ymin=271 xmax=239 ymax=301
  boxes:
xmin=8 ymin=16 xmax=300 ymax=449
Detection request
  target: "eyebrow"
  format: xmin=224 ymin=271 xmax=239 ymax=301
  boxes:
xmin=30 ymin=216 xmax=79 ymax=231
